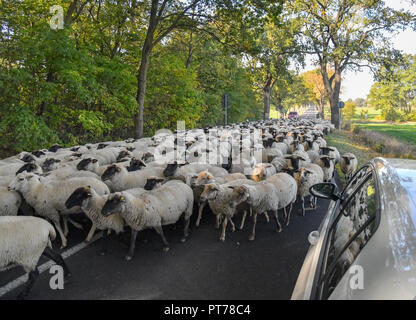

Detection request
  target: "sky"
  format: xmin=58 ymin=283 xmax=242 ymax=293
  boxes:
xmin=303 ymin=0 xmax=416 ymax=101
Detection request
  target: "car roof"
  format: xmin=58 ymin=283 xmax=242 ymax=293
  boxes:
xmin=331 ymin=157 xmax=416 ymax=299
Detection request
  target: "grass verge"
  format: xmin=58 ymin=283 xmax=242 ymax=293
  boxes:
xmin=326 ymin=130 xmax=382 ymax=185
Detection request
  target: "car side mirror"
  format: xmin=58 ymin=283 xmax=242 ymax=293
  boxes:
xmin=309 ymin=183 xmax=342 ymax=201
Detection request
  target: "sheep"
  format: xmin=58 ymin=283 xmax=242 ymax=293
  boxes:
xmin=0 ymin=216 xmax=71 ymax=299
xmin=340 ymin=153 xmax=358 ymax=181
xmin=262 ymin=148 xmax=283 ymax=163
xmin=293 ymin=164 xmax=324 ymax=216
xmin=230 ymin=182 xmax=282 ymax=241
xmin=316 ymin=155 xmax=335 ymax=182
xmin=101 ymin=180 xmax=194 ymax=261
xmin=101 ymin=163 xmax=164 ymax=191
xmin=200 ymin=179 xmax=257 ymax=241
xmin=65 ymin=186 xmax=125 ymax=255
xmin=8 ymin=173 xmax=110 ymax=248
xmin=0 ymin=186 xmax=22 ymax=216
xmin=266 ymin=173 xmax=297 ymax=226
xmin=250 ymin=163 xmax=277 ymax=182
xmin=306 ymin=150 xmax=321 ymax=164
xmin=320 ymin=146 xmax=340 ymax=165
xmin=192 ymin=171 xmax=247 ymax=227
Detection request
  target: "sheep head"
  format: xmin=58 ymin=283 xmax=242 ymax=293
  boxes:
xmin=250 ymin=166 xmax=264 ymax=182
xmin=101 ymin=193 xmax=126 ymax=217
xmin=16 ymin=163 xmax=40 ymax=175
xmin=8 ymin=173 xmax=37 ymax=193
xmin=65 ymin=187 xmax=92 ymax=209
xmin=77 ymin=158 xmax=98 ymax=171
xmin=117 ymin=150 xmax=131 ymax=162
xmin=101 ymin=164 xmax=121 ymax=181
xmin=195 ymin=171 xmax=214 ymax=186
xmin=127 ymin=158 xmax=146 ymax=172
xmin=144 ymin=177 xmax=165 ymax=190
xmin=200 ymin=184 xmax=219 ymax=201
xmin=230 ymin=185 xmax=250 ymax=206
xmin=41 ymin=158 xmax=61 ymax=172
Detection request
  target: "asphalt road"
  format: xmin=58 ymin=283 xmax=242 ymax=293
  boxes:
xmin=0 ymin=195 xmax=332 ymax=300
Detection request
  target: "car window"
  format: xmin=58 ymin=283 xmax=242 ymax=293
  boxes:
xmin=318 ymin=174 xmax=378 ymax=299
xmin=342 ymin=165 xmax=371 ymax=199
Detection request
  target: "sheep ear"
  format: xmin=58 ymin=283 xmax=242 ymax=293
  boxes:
xmin=228 ymin=186 xmax=235 ymax=189
xmin=116 ymin=167 xmax=121 ymax=172
xmin=299 ymin=156 xmax=306 ymax=161
xmin=92 ymin=159 xmax=98 ymax=163
xmin=120 ymin=196 xmax=125 ymax=201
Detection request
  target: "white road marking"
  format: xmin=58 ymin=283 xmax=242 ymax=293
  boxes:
xmin=0 ymin=233 xmax=102 ymax=298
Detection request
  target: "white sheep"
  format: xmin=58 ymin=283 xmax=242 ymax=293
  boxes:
xmin=8 ymin=173 xmax=110 ymax=248
xmin=200 ymin=179 xmax=256 ymax=241
xmin=65 ymin=186 xmax=125 ymax=255
xmin=294 ymin=164 xmax=324 ymax=216
xmin=316 ymin=155 xmax=335 ymax=182
xmin=340 ymin=153 xmax=358 ymax=181
xmin=0 ymin=216 xmax=71 ymax=299
xmin=266 ymin=173 xmax=297 ymax=226
xmin=250 ymin=163 xmax=277 ymax=182
xmin=192 ymin=171 xmax=247 ymax=227
xmin=230 ymin=182 xmax=282 ymax=241
xmin=101 ymin=180 xmax=194 ymax=260
xmin=101 ymin=163 xmax=164 ymax=191
xmin=0 ymin=186 xmax=22 ymax=216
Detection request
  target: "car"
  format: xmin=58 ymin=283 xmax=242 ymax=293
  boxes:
xmin=291 ymin=158 xmax=416 ymax=300
xmin=288 ymin=111 xmax=298 ymax=120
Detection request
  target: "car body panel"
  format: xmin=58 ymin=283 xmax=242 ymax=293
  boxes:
xmin=292 ymin=158 xmax=416 ymax=300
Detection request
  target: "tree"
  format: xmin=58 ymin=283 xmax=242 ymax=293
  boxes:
xmin=288 ymin=0 xmax=412 ymax=127
xmin=131 ymin=0 xmax=211 ymax=138
xmin=368 ymin=54 xmax=416 ymax=121
xmin=342 ymin=101 xmax=356 ymax=121
xmin=301 ymin=68 xmax=332 ymax=118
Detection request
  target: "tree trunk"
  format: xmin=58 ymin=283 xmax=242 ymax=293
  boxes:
xmin=263 ymin=76 xmax=273 ymax=120
xmin=329 ymin=70 xmax=342 ymax=128
xmin=134 ymin=46 xmax=151 ymax=139
xmin=133 ymin=0 xmax=159 ymax=139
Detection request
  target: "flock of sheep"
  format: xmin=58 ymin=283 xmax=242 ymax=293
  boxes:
xmin=0 ymin=117 xmax=358 ymax=299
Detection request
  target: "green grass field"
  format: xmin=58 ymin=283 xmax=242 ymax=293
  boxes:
xmin=353 ymin=122 xmax=416 ymax=145
xmin=326 ymin=130 xmax=382 ymax=184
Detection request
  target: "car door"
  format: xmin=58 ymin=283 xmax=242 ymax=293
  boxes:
xmin=312 ymin=166 xmax=380 ymax=299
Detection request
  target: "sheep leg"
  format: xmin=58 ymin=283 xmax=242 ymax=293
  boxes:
xmin=301 ymin=197 xmax=305 ymax=216
xmin=63 ymin=217 xmax=69 ymax=237
xmin=17 ymin=268 xmax=39 ymax=300
xmin=215 ymin=214 xmax=222 ymax=229
xmin=229 ymin=217 xmax=236 ymax=232
xmin=154 ymin=226 xmax=170 ymax=252
xmin=67 ymin=217 xmax=83 ymax=230
xmin=42 ymin=247 xmax=71 ymax=279
xmin=283 ymin=206 xmax=288 ymax=223
xmin=181 ymin=217 xmax=191 ymax=243
xmin=272 ymin=210 xmax=282 ymax=233
xmin=100 ymin=229 xmax=108 ymax=256
xmin=219 ymin=217 xmax=228 ymax=242
xmin=248 ymin=212 xmax=258 ymax=241
xmin=263 ymin=212 xmax=270 ymax=223
xmin=195 ymin=202 xmax=206 ymax=227
xmin=240 ymin=210 xmax=247 ymax=230
xmin=285 ymin=205 xmax=292 ymax=226
xmin=125 ymin=229 xmax=138 ymax=261
xmin=85 ymin=223 xmax=97 ymax=242
xmin=53 ymin=219 xmax=67 ymax=248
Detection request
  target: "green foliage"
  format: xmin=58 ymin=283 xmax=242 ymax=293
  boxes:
xmin=368 ymin=54 xmax=416 ymax=122
xmin=342 ymin=101 xmax=356 ymax=121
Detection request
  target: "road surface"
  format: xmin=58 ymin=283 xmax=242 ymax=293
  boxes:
xmin=0 ymin=196 xmax=332 ymax=300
